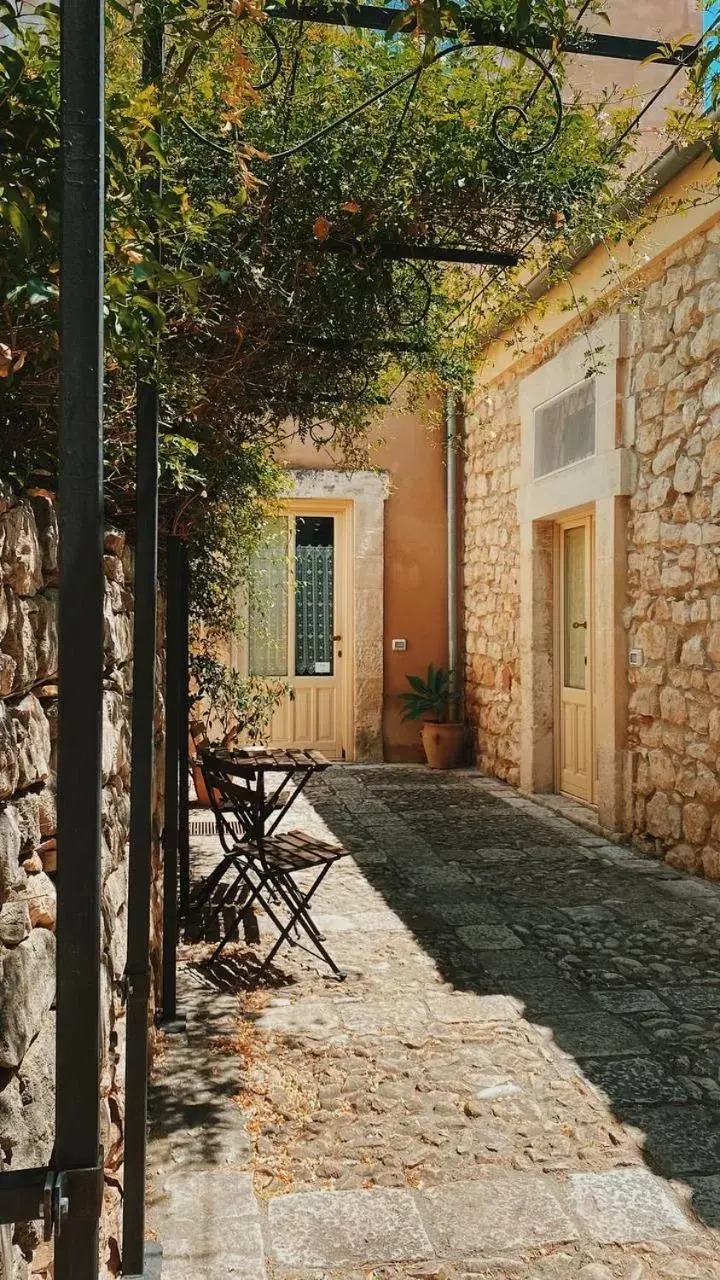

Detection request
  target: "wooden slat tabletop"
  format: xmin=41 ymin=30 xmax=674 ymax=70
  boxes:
xmin=205 ymin=746 xmax=332 ymax=774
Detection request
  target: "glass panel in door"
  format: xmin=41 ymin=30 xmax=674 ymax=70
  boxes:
xmin=294 ymin=516 xmax=334 ymax=677
xmin=563 ymin=525 xmax=587 ymax=690
xmin=248 ymin=517 xmax=289 ymax=676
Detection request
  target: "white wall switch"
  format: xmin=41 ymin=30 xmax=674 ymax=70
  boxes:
xmin=391 ymin=638 xmax=407 ymax=651
xmin=629 ymin=648 xmax=644 ymax=667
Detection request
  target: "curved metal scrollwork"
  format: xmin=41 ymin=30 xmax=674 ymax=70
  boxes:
xmin=490 ymin=47 xmax=563 ymax=157
xmin=381 ymin=260 xmax=433 ymax=331
xmin=264 ymin=37 xmax=564 ymax=165
xmin=308 ymin=419 xmax=338 ymax=445
xmin=251 ymin=24 xmax=284 ymax=92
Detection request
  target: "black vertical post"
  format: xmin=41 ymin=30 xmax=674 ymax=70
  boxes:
xmin=178 ymin=542 xmax=191 ymax=919
xmin=121 ymin=13 xmax=163 ymax=1275
xmin=161 ymin=536 xmax=182 ymax=1022
xmin=56 ymin=0 xmax=105 ymax=1275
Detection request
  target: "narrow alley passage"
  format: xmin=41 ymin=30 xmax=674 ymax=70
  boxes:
xmin=148 ymin=767 xmax=720 ymax=1280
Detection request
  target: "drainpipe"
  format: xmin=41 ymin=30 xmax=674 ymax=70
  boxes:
xmin=446 ymin=389 xmax=459 ymax=718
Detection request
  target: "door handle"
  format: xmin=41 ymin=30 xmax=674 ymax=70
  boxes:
xmin=333 ymin=635 xmax=342 ymax=642
xmin=572 ymin=621 xmax=587 ymax=630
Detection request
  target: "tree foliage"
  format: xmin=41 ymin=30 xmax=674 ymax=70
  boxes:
xmin=0 ymin=0 xmax=707 ymax=642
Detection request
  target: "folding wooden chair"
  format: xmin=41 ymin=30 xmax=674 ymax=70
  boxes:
xmin=198 ymin=757 xmax=349 ymax=984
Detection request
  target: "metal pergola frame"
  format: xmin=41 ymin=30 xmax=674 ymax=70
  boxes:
xmin=0 ymin=2 xmax=700 ymax=1277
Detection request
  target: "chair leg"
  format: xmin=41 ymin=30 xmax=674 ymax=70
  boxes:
xmin=189 ymin=854 xmax=232 ymax=911
xmin=250 ymin=861 xmax=346 ymax=987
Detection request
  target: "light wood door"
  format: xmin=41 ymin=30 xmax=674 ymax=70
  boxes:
xmin=557 ymin=516 xmax=594 ymax=801
xmin=246 ymin=508 xmax=349 ymax=760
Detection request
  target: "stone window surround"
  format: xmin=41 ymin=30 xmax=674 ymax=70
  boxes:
xmin=516 ymin=315 xmax=634 ymax=834
xmin=285 ymin=468 xmax=389 ymax=762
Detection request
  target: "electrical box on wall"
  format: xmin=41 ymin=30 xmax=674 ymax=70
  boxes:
xmin=629 ymin=648 xmax=644 ymax=667
xmin=391 ymin=638 xmax=407 ymax=651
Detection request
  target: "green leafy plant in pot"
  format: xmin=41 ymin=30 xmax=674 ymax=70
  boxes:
xmin=398 ymin=664 xmax=464 ymax=770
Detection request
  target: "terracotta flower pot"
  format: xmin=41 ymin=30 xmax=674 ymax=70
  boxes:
xmin=421 ymin=721 xmax=465 ymax=770
xmin=191 ymin=761 xmax=211 ymax=807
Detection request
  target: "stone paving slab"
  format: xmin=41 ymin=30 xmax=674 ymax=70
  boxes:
xmin=550 ymin=1013 xmax=650 ymax=1058
xmin=148 ymin=765 xmax=720 ymax=1280
xmin=627 ymin=1106 xmax=720 ymax=1177
xmin=268 ymin=1188 xmax=433 ymax=1267
xmin=565 ymin=1171 xmax=693 ymax=1243
xmin=417 ymin=1176 xmax=579 ymax=1255
xmin=425 ymin=992 xmax=520 ymax=1023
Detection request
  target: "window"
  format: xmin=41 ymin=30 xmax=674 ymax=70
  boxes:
xmin=295 ymin=517 xmax=335 ymax=676
xmin=248 ymin=518 xmax=289 ymax=676
xmin=533 ymin=378 xmax=596 ymax=479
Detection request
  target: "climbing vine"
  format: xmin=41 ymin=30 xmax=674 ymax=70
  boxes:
xmin=0 ymin=0 xmax=709 ymax=642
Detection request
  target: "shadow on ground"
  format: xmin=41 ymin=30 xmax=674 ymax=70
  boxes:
xmin=301 ymin=765 xmax=720 ymax=1231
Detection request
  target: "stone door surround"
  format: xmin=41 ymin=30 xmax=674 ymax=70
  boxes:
xmin=517 ymin=316 xmax=633 ymax=834
xmin=285 ymin=468 xmax=389 ymax=762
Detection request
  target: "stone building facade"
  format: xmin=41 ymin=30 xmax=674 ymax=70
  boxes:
xmin=0 ymin=491 xmax=164 ymax=1279
xmin=464 ymin=204 xmax=720 ymax=878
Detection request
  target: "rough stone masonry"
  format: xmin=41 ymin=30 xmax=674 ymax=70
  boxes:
xmin=0 ymin=487 xmax=164 ymax=1280
xmin=464 ymin=217 xmax=720 ymax=878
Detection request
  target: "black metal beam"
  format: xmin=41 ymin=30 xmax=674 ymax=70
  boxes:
xmin=178 ymin=542 xmax=191 ymax=920
xmin=320 ymin=240 xmax=520 ymax=266
xmin=55 ymin=0 xmax=106 ymax=1272
xmin=267 ymin=4 xmax=697 ymax=66
xmin=161 ymin=536 xmax=182 ymax=1024
xmin=122 ymin=14 xmax=163 ymax=1274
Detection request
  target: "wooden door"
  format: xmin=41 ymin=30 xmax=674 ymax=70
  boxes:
xmin=246 ymin=508 xmax=349 ymax=760
xmin=557 ymin=516 xmax=594 ymax=801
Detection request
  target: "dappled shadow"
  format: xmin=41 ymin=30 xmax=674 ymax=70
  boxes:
xmin=304 ymin=765 xmax=720 ymax=1232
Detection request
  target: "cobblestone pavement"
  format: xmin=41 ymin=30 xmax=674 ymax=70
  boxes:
xmin=147 ymin=766 xmax=720 ymax=1280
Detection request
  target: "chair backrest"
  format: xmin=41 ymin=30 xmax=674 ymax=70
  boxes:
xmin=201 ymin=757 xmax=258 ymax=853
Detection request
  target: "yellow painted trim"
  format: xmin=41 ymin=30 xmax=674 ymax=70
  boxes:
xmin=279 ymin=497 xmax=356 ymax=761
xmin=479 ymin=152 xmax=720 ymax=387
xmin=554 ymin=510 xmax=595 ymax=804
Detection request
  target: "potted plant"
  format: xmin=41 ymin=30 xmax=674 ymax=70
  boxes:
xmin=398 ymin=664 xmax=464 ymax=770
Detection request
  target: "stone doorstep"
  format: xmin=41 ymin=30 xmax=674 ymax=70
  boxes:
xmin=264 ymin=1171 xmax=695 ymax=1270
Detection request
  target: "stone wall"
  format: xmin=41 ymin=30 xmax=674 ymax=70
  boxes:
xmin=628 ymin=223 xmax=720 ymax=876
xmin=463 ymin=215 xmax=720 ymax=877
xmin=463 ymin=381 xmax=522 ymax=786
xmin=0 ymin=490 xmax=164 ymax=1278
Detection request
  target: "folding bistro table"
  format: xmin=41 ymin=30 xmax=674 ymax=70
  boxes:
xmin=193 ymin=747 xmax=349 ymax=983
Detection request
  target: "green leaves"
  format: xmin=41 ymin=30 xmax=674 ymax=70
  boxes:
xmin=398 ymin=665 xmax=460 ymax=721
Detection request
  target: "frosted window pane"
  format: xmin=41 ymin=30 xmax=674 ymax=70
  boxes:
xmin=563 ymin=526 xmax=586 ymax=691
xmin=248 ymin=518 xmax=289 ymax=676
xmin=534 ymin=379 xmax=595 ymax=478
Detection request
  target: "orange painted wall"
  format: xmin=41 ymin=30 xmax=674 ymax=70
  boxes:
xmin=282 ymin=402 xmax=456 ymax=760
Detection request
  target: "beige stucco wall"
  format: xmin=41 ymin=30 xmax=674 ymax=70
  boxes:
xmin=464 ymin=197 xmax=720 ymax=877
xmin=284 ymin=468 xmax=389 ymax=762
xmin=282 ymin=400 xmax=453 ymax=762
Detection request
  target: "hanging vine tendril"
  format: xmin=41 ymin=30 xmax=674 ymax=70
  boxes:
xmin=491 ymin=48 xmax=563 ymax=157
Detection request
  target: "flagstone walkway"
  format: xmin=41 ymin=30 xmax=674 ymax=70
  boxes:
xmin=147 ymin=766 xmax=720 ymax=1280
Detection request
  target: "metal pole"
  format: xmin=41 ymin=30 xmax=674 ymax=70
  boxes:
xmin=446 ymin=389 xmax=459 ymax=716
xmin=55 ymin=0 xmax=106 ymax=1273
xmin=161 ymin=536 xmax=182 ymax=1023
xmin=178 ymin=542 xmax=191 ymax=919
xmin=121 ymin=377 xmax=159 ymax=1277
xmin=122 ymin=12 xmax=163 ymax=1274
